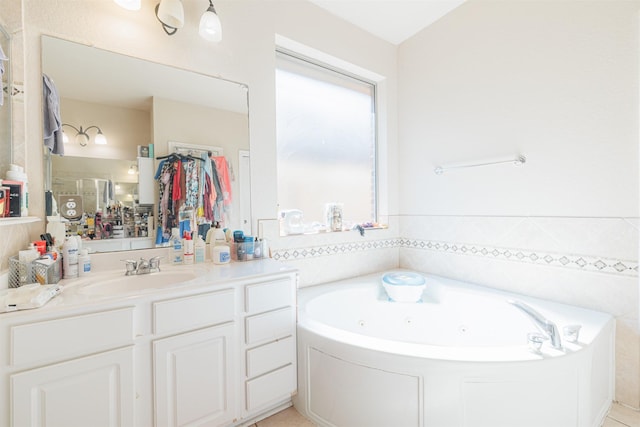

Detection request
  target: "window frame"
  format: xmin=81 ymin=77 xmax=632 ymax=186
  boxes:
xmin=275 ymin=47 xmax=379 ymax=226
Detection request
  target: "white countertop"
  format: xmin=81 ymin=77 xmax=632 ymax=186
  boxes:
xmin=0 ymin=258 xmax=296 ymax=318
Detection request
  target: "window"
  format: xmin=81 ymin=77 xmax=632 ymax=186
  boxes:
xmin=276 ymin=50 xmax=377 ymax=233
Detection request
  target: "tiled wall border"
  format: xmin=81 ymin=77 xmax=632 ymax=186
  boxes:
xmin=272 ymin=238 xmax=400 ymax=261
xmin=272 ymin=237 xmax=638 ymax=277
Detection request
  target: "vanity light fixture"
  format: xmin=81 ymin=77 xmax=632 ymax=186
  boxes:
xmin=61 ymin=124 xmax=108 ymax=146
xmin=113 ymin=0 xmax=141 ymax=11
xmin=128 ymin=164 xmax=138 ymax=175
xmin=155 ymin=0 xmax=184 ymax=35
xmin=199 ymin=0 xmax=222 ymax=42
xmin=154 ymin=0 xmax=222 ymax=42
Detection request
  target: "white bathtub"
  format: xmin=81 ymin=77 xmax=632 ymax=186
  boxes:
xmin=294 ymin=270 xmax=615 ymax=427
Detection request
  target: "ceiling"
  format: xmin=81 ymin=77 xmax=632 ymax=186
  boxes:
xmin=308 ymin=0 xmax=466 ymax=45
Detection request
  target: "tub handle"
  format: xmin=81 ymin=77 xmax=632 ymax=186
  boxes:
xmin=527 ymin=332 xmax=548 ymax=352
xmin=563 ymin=324 xmax=582 ymax=343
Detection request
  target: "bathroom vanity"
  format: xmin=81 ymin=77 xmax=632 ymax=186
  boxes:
xmin=0 ymin=259 xmax=297 ymax=427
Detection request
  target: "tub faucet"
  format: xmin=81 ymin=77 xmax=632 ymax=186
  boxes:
xmin=508 ymin=300 xmax=562 ymax=349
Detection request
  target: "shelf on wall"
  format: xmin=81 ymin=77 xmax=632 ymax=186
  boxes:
xmin=0 ymin=216 xmax=41 ymax=226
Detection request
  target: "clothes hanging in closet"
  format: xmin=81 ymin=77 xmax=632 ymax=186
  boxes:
xmin=155 ymin=152 xmax=232 ymax=242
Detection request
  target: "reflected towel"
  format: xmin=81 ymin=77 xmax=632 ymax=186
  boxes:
xmin=42 ymin=74 xmax=64 ymax=155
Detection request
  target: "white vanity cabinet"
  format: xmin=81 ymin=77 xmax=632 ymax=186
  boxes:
xmin=0 ymin=263 xmax=298 ymax=427
xmin=152 ymin=289 xmax=237 ymax=427
xmin=242 ymin=278 xmax=297 ymax=416
xmin=3 ymin=307 xmax=136 ymax=427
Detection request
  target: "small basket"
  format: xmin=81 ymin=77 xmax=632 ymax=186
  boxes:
xmin=9 ymin=256 xmax=61 ymax=288
xmin=231 ymin=240 xmax=266 ymax=261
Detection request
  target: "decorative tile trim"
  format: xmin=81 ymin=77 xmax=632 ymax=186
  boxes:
xmin=271 ymin=238 xmax=400 ymax=261
xmin=401 ymin=238 xmax=638 ymax=277
xmin=272 ymin=237 xmax=638 ymax=277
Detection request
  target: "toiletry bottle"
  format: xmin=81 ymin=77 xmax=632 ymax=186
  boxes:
xmin=6 ymin=164 xmax=28 ymax=216
xmin=170 ymin=228 xmax=184 ymax=265
xmin=78 ymin=249 xmax=91 ymax=276
xmin=195 ymin=235 xmax=206 ymax=264
xmin=212 ymin=244 xmax=231 ymax=265
xmin=183 ymin=232 xmax=194 ymax=265
xmin=211 ymin=228 xmax=230 ymax=265
xmin=62 ymin=236 xmax=79 ymax=279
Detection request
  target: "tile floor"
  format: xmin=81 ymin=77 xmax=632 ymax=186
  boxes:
xmin=253 ymin=403 xmax=640 ymax=427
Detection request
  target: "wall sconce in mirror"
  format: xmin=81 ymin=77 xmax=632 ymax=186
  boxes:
xmin=113 ymin=0 xmax=141 ymax=11
xmin=62 ymin=124 xmax=108 ymax=146
xmin=128 ymin=164 xmax=138 ymax=175
xmin=153 ymin=0 xmax=222 ymax=42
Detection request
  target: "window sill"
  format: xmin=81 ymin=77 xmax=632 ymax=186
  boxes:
xmin=279 ymin=224 xmax=387 ymax=237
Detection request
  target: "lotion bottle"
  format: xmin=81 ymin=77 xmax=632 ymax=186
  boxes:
xmin=195 ymin=235 xmax=206 ymax=263
xmin=183 ymin=232 xmax=194 ymax=265
xmin=170 ymin=228 xmax=183 ymax=265
xmin=78 ymin=249 xmax=91 ymax=276
xmin=62 ymin=236 xmax=79 ymax=278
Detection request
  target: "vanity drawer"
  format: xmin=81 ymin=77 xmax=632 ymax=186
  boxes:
xmin=245 ymin=307 xmax=293 ymax=345
xmin=154 ymin=289 xmax=235 ymax=336
xmin=11 ymin=307 xmax=134 ymax=367
xmin=246 ymin=335 xmax=295 ymax=378
xmin=245 ymin=363 xmax=296 ymax=411
xmin=244 ymin=279 xmax=293 ymax=314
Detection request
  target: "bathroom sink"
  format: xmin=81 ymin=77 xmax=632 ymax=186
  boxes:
xmin=78 ymin=271 xmax=199 ymax=296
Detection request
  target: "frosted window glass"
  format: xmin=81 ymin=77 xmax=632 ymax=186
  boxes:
xmin=276 ymin=53 xmax=376 ymax=230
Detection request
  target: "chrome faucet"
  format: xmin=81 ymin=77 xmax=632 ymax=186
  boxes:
xmin=122 ymin=256 xmax=162 ymax=276
xmin=508 ymin=300 xmax=562 ymax=349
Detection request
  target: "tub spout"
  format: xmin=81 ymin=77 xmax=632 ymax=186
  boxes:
xmin=508 ymin=300 xmax=562 ymax=349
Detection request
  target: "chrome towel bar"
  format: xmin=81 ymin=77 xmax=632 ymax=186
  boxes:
xmin=434 ymin=155 xmax=526 ymax=175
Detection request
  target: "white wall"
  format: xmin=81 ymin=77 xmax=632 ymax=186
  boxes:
xmin=397 ymin=0 xmax=640 ymax=408
xmin=61 ymin=98 xmax=150 ymax=160
xmin=399 ymin=0 xmax=638 ymax=217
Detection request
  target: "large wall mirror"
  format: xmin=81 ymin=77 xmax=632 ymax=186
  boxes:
xmin=0 ymin=24 xmax=11 ymax=178
xmin=42 ymin=36 xmax=251 ymax=253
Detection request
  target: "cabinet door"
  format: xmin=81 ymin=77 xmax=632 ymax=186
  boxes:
xmin=154 ymin=323 xmax=236 ymax=427
xmin=11 ymin=346 xmax=135 ymax=427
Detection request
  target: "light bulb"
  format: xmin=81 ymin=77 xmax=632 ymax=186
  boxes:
xmin=94 ymin=132 xmax=108 ymax=145
xmin=199 ymin=4 xmax=222 ymax=42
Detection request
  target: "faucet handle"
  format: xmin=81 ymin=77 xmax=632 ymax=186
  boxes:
xmin=527 ymin=332 xmax=548 ymax=352
xmin=121 ymin=259 xmax=138 ymax=275
xmin=562 ymin=325 xmax=582 ymax=343
xmin=149 ymin=256 xmax=163 ymax=271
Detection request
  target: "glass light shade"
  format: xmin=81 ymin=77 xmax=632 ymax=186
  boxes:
xmin=75 ymin=133 xmax=89 ymax=147
xmin=199 ymin=8 xmax=222 ymax=42
xmin=94 ymin=132 xmax=108 ymax=145
xmin=62 ymin=131 xmax=69 ymax=144
xmin=157 ymin=0 xmax=184 ymax=29
xmin=114 ymin=0 xmax=141 ymax=10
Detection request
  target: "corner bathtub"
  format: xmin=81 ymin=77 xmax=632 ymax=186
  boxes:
xmin=294 ymin=270 xmax=614 ymax=427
